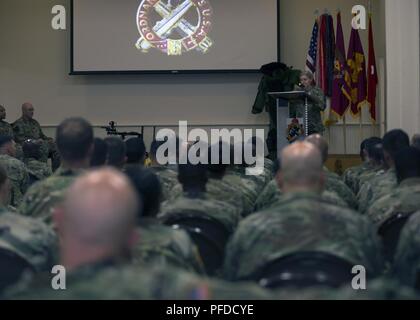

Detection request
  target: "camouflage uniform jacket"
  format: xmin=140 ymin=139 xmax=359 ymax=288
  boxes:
xmin=393 ymin=211 xmax=420 ymax=287
xmin=342 ymin=162 xmax=373 ymax=194
xmin=159 ymin=192 xmax=240 ymax=232
xmin=24 ymin=158 xmax=52 ymax=181
xmin=149 ymin=166 xmax=180 ymax=201
xmin=168 ymin=178 xmax=246 ymax=216
xmin=357 ymin=168 xmax=397 ymax=214
xmin=366 ymin=178 xmax=420 ymax=227
xmin=224 ymin=191 xmax=383 ymax=281
xmin=0 ymin=208 xmax=58 ymax=273
xmin=18 ymin=167 xmax=84 ymax=224
xmin=5 ymin=259 xmax=273 ymax=300
xmin=12 ymin=117 xmax=47 ymax=144
xmin=289 ymin=86 xmax=326 ymax=134
xmin=0 ymin=154 xmax=29 ymax=207
xmin=132 ymin=219 xmax=205 ymax=274
xmin=254 ymin=179 xmax=349 ymax=212
xmin=0 ymin=120 xmax=14 ymax=137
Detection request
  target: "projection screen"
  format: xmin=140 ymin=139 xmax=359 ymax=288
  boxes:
xmin=71 ymin=0 xmax=280 ymax=74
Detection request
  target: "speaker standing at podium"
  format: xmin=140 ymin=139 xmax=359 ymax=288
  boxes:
xmin=290 ymin=71 xmax=326 ymax=135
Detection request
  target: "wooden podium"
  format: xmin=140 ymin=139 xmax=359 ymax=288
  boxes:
xmin=268 ymin=91 xmax=309 ymax=154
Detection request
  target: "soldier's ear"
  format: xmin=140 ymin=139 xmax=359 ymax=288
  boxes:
xmin=275 ymin=170 xmax=283 ymax=190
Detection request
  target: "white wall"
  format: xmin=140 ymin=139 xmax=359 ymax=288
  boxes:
xmin=0 ymin=0 xmax=386 ymax=153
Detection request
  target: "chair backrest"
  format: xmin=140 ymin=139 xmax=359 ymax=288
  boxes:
xmin=245 ymin=251 xmax=356 ymax=290
xmin=378 ymin=212 xmax=413 ymax=262
xmin=164 ymin=213 xmax=231 ymax=275
xmin=0 ymin=248 xmax=35 ymax=294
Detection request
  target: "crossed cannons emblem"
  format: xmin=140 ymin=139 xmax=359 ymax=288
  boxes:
xmin=136 ymin=0 xmax=213 ymax=55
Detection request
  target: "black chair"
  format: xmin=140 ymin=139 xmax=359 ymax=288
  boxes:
xmin=378 ymin=212 xmax=413 ymax=262
xmin=0 ymin=248 xmax=35 ymax=294
xmin=243 ymin=251 xmax=356 ymax=290
xmin=163 ymin=213 xmax=232 ymax=276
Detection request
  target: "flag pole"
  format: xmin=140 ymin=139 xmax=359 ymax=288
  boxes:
xmin=343 ymin=114 xmax=347 ymax=155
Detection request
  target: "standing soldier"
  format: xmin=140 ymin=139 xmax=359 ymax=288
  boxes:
xmin=12 ymin=103 xmax=60 ymax=170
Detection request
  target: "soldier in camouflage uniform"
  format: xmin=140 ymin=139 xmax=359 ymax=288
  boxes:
xmin=224 ymin=142 xmax=383 ymax=281
xmin=367 ymin=147 xmax=420 ymax=227
xmin=0 ymin=105 xmax=14 ymax=137
xmin=393 ymin=211 xmax=420 ymax=287
xmin=357 ymin=130 xmax=410 ymax=214
xmin=289 ymin=72 xmax=326 ymax=135
xmin=5 ymin=168 xmax=272 ymax=300
xmin=148 ymin=140 xmax=180 ymax=201
xmin=18 ymin=118 xmax=93 ymax=224
xmin=304 ymin=134 xmax=357 ymax=209
xmin=22 ymin=139 xmax=52 ymax=182
xmin=124 ymin=166 xmax=205 ymax=274
xmin=0 ymin=136 xmax=29 ymax=207
xmin=12 ymin=103 xmax=60 ymax=170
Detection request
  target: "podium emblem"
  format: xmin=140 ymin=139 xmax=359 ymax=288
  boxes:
xmin=135 ymin=0 xmax=213 ymax=56
xmin=286 ymin=118 xmax=305 ymax=142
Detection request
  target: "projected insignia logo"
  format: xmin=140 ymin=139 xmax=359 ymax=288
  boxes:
xmin=135 ymin=0 xmax=213 ymax=56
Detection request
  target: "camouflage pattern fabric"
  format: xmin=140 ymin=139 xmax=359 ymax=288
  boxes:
xmin=366 ymin=178 xmax=420 ymax=227
xmin=223 ymin=173 xmax=259 ymax=216
xmin=354 ymin=166 xmax=385 ymax=196
xmin=393 ymin=211 xmax=420 ymax=287
xmin=0 ymin=207 xmax=58 ymax=272
xmin=289 ymin=86 xmax=326 ymax=134
xmin=254 ymin=179 xmax=349 ymax=212
xmin=12 ymin=117 xmax=60 ymax=169
xmin=323 ymin=168 xmax=358 ymax=210
xmin=357 ymin=168 xmax=397 ymax=214
xmin=5 ymin=260 xmax=273 ymax=300
xmin=159 ymin=192 xmax=240 ymax=232
xmin=24 ymin=158 xmax=52 ymax=181
xmin=224 ymin=191 xmax=384 ymax=281
xmin=0 ymin=120 xmax=14 ymax=137
xmin=149 ymin=166 xmax=180 ymax=201
xmin=226 ymin=166 xmax=266 ymax=193
xmin=0 ymin=154 xmax=29 ymax=207
xmin=132 ymin=219 xmax=205 ymax=274
xmin=168 ymin=178 xmax=246 ymax=216
xmin=18 ymin=167 xmax=84 ymax=224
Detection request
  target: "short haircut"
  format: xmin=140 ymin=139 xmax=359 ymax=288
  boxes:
xmin=382 ymin=129 xmax=410 ymax=161
xmin=90 ymin=138 xmax=108 ymax=168
xmin=22 ymin=139 xmax=42 ymax=160
xmin=125 ymin=137 xmax=146 ymax=164
xmin=56 ymin=118 xmax=93 ymax=162
xmin=125 ymin=166 xmax=161 ymax=219
xmin=0 ymin=135 xmax=13 ymax=149
xmin=412 ymin=134 xmax=420 ymax=150
xmin=104 ymin=137 xmax=126 ymax=168
xmin=207 ymin=142 xmax=228 ymax=176
xmin=395 ymin=147 xmax=420 ymax=184
xmin=360 ymin=138 xmax=371 ymax=159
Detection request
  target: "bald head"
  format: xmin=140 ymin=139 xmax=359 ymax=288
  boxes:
xmin=305 ymin=134 xmax=329 ymax=164
xmin=278 ymin=141 xmax=324 ymax=192
xmin=61 ymin=168 xmax=139 ymax=250
xmin=22 ymin=102 xmax=34 ymax=119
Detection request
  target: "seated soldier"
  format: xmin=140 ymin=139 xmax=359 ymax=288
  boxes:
xmin=124 ymin=166 xmax=204 ymax=274
xmin=305 ymin=134 xmax=357 ymax=209
xmin=358 ymin=129 xmax=410 ymax=214
xmin=12 ymin=103 xmax=60 ymax=171
xmin=0 ymin=165 xmax=57 ymax=296
xmin=19 ymin=117 xmax=94 ymax=224
xmin=342 ymin=138 xmax=377 ymax=193
xmin=0 ymin=105 xmax=14 ymax=137
xmin=22 ymin=139 xmax=52 ymax=183
xmin=224 ymin=141 xmax=384 ymax=282
xmin=6 ymin=168 xmax=272 ymax=300
xmin=104 ymin=137 xmax=126 ymax=170
xmin=0 ymin=136 xmax=29 ymax=207
xmin=148 ymin=139 xmax=180 ymax=201
xmin=124 ymin=137 xmax=146 ymax=168
xmin=367 ymin=147 xmax=420 ymax=227
xmin=90 ymin=138 xmax=108 ymax=168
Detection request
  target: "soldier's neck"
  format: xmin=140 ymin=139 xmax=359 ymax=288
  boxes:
xmin=61 ymin=158 xmax=90 ymax=170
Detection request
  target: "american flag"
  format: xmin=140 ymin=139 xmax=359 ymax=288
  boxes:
xmin=305 ymin=20 xmax=319 ymax=74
